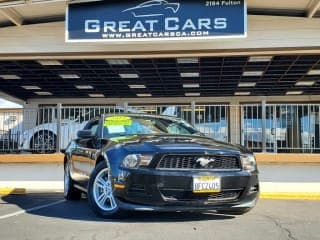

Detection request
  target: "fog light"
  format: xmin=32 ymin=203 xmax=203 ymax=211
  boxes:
xmin=118 ymin=170 xmax=128 ymax=181
xmin=249 ymin=185 xmax=259 ymax=194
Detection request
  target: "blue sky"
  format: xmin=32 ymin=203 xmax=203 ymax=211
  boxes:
xmin=0 ymin=98 xmax=22 ymax=109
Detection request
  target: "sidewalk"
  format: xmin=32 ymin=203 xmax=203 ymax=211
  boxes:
xmin=1 ymin=163 xmax=320 ymax=200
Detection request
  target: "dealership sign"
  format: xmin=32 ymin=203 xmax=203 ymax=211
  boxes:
xmin=66 ymin=0 xmax=247 ymax=42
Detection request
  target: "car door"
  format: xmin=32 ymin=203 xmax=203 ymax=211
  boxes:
xmin=71 ymin=119 xmax=100 ymax=186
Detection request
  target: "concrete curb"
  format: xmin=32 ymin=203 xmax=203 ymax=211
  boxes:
xmin=0 ymin=181 xmax=63 ymax=195
xmin=1 ymin=182 xmax=320 ymax=200
xmin=0 ymin=188 xmax=26 ymax=195
xmin=260 ymin=192 xmax=320 ymax=200
xmin=255 ymin=153 xmax=320 ymax=164
xmin=0 ymin=154 xmax=63 ymax=163
xmin=260 ymin=182 xmax=320 ymax=200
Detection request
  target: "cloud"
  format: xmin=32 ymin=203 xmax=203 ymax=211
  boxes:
xmin=0 ymin=98 xmax=22 ymax=109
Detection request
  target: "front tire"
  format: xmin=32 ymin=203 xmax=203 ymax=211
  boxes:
xmin=87 ymin=161 xmax=125 ymax=218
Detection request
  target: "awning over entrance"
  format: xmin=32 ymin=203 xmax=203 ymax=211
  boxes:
xmin=0 ymin=55 xmax=320 ymax=101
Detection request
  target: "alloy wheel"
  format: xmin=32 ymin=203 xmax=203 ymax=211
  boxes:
xmin=92 ymin=168 xmax=117 ymax=211
xmin=33 ymin=132 xmax=55 ymax=152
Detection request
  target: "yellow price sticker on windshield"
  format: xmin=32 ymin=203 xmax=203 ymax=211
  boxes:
xmin=104 ymin=116 xmax=132 ymax=126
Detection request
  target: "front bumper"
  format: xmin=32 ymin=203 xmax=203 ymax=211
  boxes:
xmin=117 ymin=198 xmax=258 ymax=212
xmin=113 ymin=168 xmax=259 ymax=212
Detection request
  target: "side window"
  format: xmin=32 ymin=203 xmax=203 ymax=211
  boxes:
xmin=167 ymin=123 xmax=190 ymax=135
xmin=90 ymin=124 xmax=98 ymax=135
xmin=84 ymin=120 xmax=99 ymax=135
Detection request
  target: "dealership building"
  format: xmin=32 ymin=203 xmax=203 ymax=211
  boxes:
xmin=1 ymin=0 xmax=320 ymax=158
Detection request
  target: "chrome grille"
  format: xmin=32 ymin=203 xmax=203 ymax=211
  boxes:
xmin=156 ymin=154 xmax=241 ymax=170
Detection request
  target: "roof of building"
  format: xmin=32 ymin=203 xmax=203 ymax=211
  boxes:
xmin=0 ymin=0 xmax=319 ymax=28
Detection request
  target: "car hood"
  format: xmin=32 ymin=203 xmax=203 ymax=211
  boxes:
xmin=108 ymin=134 xmax=250 ymax=155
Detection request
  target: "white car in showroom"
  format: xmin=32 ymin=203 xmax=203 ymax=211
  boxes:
xmin=19 ymin=107 xmax=143 ymax=153
xmin=20 ymin=118 xmax=87 ymax=153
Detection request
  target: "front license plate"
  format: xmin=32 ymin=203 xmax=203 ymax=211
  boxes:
xmin=193 ymin=176 xmax=221 ymax=193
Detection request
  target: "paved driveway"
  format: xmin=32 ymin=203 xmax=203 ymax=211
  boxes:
xmin=0 ymin=193 xmax=319 ymax=240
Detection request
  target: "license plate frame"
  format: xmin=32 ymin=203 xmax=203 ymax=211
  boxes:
xmin=192 ymin=176 xmax=221 ymax=193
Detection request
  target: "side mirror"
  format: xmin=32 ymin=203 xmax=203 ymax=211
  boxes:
xmin=100 ymin=138 xmax=109 ymax=145
xmin=77 ymin=130 xmax=94 ymax=139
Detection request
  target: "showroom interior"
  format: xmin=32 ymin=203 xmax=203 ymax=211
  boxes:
xmin=1 ymin=0 xmax=320 ymax=156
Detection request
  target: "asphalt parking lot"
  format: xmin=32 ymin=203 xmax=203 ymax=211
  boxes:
xmin=0 ymin=193 xmax=319 ymax=240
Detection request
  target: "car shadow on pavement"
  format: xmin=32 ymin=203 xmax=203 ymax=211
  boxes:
xmin=1 ymin=193 xmax=235 ymax=222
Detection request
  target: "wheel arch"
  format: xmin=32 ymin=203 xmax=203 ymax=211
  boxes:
xmin=64 ymin=155 xmax=68 ymax=168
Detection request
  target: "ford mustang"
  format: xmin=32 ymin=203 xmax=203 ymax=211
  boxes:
xmin=64 ymin=114 xmax=259 ymax=218
xmin=122 ymin=0 xmax=180 ymax=18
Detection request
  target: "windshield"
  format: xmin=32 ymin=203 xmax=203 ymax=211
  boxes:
xmin=102 ymin=115 xmax=201 ymax=139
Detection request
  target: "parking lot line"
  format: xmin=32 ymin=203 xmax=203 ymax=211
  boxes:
xmin=0 ymin=199 xmax=66 ymax=220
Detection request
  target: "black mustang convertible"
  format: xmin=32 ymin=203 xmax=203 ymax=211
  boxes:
xmin=64 ymin=114 xmax=259 ymax=218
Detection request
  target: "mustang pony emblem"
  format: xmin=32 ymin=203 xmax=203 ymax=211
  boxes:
xmin=122 ymin=0 xmax=180 ymax=18
xmin=196 ymin=157 xmax=216 ymax=167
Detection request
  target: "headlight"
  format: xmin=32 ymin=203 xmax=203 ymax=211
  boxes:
xmin=241 ymin=154 xmax=257 ymax=172
xmin=121 ymin=154 xmax=153 ymax=168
